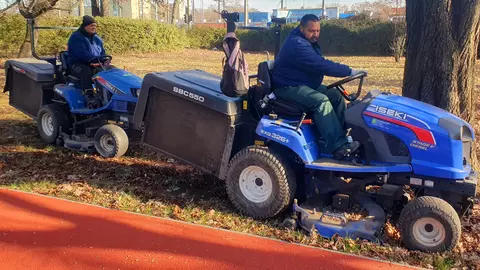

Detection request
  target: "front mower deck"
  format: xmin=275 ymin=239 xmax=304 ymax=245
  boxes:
xmin=293 ymin=193 xmax=385 ymax=242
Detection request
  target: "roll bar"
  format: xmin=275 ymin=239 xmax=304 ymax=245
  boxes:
xmin=26 ymin=18 xmax=77 ymax=64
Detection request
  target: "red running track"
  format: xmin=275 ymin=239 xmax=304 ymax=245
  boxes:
xmin=0 ymin=189 xmax=418 ymax=270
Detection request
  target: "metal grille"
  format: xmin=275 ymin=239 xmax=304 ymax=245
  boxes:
xmin=113 ymin=100 xmax=127 ymax=112
xmin=127 ymin=102 xmax=136 ymax=113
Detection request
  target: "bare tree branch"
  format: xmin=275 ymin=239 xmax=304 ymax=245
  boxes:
xmin=18 ymin=0 xmax=59 ymax=18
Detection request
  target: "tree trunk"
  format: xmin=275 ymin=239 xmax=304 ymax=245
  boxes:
xmin=101 ymin=0 xmax=110 ymax=16
xmin=403 ymin=0 xmax=480 ymax=122
xmin=478 ymin=40 xmax=480 ymax=59
xmin=91 ymin=0 xmax=100 ymax=16
xmin=16 ymin=0 xmax=60 ymax=57
xmin=17 ymin=20 xmax=38 ymax=58
xmin=79 ymin=0 xmax=85 ymax=16
xmin=166 ymin=3 xmax=169 ymax=23
xmin=403 ymin=0 xmax=480 ymax=168
xmin=171 ymin=0 xmax=180 ymax=24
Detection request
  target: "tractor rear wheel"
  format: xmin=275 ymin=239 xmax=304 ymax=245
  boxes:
xmin=225 ymin=146 xmax=296 ymax=220
xmin=37 ymin=104 xmax=72 ymax=144
xmin=397 ymin=196 xmax=461 ymax=252
xmin=94 ymin=124 xmax=129 ymax=158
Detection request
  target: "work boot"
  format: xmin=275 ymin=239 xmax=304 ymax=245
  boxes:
xmin=333 ymin=141 xmax=360 ymax=160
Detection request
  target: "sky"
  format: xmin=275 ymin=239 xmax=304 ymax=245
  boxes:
xmin=245 ymin=0 xmax=368 ymax=12
xmin=0 ymin=0 xmax=375 ymax=13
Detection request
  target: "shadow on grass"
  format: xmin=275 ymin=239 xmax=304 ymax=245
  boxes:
xmin=0 ymin=147 xmax=233 ymax=214
xmin=0 ymin=117 xmax=239 ymax=213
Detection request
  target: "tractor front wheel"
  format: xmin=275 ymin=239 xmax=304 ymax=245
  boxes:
xmin=397 ymin=196 xmax=461 ymax=252
xmin=94 ymin=124 xmax=129 ymax=158
xmin=225 ymin=146 xmax=296 ymax=220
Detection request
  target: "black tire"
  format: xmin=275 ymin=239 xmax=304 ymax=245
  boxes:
xmin=36 ymin=104 xmax=72 ymax=144
xmin=397 ymin=196 xmax=461 ymax=252
xmin=225 ymin=146 xmax=297 ymax=220
xmin=93 ymin=124 xmax=129 ymax=158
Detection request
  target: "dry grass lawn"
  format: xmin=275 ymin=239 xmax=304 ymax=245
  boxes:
xmin=0 ymin=49 xmax=479 ymax=269
xmin=113 ymin=49 xmax=407 ymax=92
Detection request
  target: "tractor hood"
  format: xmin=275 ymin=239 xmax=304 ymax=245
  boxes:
xmin=94 ymin=68 xmax=143 ymax=97
xmin=365 ymin=93 xmax=474 ymax=143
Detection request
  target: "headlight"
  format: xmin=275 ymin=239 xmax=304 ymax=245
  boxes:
xmin=461 ymin=125 xmax=473 ymax=142
xmin=131 ymin=88 xmax=141 ymax=97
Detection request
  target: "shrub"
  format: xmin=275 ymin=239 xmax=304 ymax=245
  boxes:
xmin=0 ymin=14 xmax=399 ymax=58
xmin=0 ymin=14 xmax=26 ymax=57
xmin=0 ymin=14 xmax=189 ymax=58
xmin=187 ymin=18 xmax=396 ymax=56
xmin=187 ymin=27 xmax=226 ymax=49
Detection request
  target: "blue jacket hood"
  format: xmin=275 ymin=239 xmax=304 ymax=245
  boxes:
xmin=272 ymin=27 xmax=352 ymax=90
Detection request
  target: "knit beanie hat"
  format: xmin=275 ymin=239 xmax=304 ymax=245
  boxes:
xmin=81 ymin=15 xmax=96 ymax=28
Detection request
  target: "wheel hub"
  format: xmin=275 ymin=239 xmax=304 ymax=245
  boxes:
xmin=239 ymin=166 xmax=272 ymax=203
xmin=41 ymin=113 xmax=54 ymax=136
xmin=99 ymin=134 xmax=115 ymax=153
xmin=412 ymin=217 xmax=446 ymax=247
xmin=425 ymin=224 xmax=434 ymax=233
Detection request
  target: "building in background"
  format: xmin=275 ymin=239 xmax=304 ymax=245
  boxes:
xmin=272 ymin=9 xmax=289 ymax=19
xmin=285 ymin=7 xmax=340 ymax=22
xmin=65 ymin=0 xmax=184 ymax=22
xmin=272 ymin=7 xmax=340 ymax=22
xmin=389 ymin=7 xmax=405 ymax=21
xmin=237 ymin=12 xmax=269 ymax=27
xmin=339 ymin=12 xmax=355 ymax=19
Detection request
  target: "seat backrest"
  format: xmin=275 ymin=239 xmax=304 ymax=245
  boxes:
xmin=59 ymin=51 xmax=69 ymax=76
xmin=257 ymin=60 xmax=274 ymax=96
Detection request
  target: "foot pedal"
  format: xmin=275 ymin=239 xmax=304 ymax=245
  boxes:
xmin=351 ymin=158 xmax=362 ymax=166
xmin=332 ymin=193 xmax=352 ymax=211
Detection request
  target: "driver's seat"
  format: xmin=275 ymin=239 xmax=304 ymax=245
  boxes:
xmin=256 ymin=61 xmax=306 ymax=118
xmin=58 ymin=51 xmax=80 ymax=84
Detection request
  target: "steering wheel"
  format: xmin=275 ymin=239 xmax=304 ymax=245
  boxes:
xmin=326 ymin=71 xmax=367 ymax=102
xmin=89 ymin=55 xmax=113 ymax=67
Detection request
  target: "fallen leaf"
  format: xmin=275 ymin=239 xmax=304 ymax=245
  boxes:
xmin=67 ymin=175 xmax=78 ymax=181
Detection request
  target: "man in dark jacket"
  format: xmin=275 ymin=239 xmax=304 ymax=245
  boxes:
xmin=271 ymin=14 xmax=367 ymax=159
xmin=67 ymin=15 xmax=107 ymax=90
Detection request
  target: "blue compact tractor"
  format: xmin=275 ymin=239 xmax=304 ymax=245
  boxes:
xmin=131 ymin=12 xmax=477 ymax=253
xmin=3 ymin=19 xmax=142 ymax=158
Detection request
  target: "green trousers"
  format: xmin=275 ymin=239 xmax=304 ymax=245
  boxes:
xmin=273 ymin=85 xmax=348 ymax=153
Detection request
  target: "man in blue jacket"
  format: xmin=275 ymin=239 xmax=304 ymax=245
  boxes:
xmin=272 ymin=14 xmax=367 ymax=159
xmin=67 ymin=15 xmax=108 ymax=90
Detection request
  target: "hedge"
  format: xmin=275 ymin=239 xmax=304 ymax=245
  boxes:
xmin=186 ymin=19 xmax=395 ymax=56
xmin=0 ymin=14 xmax=188 ymax=57
xmin=0 ymin=14 xmax=396 ymax=58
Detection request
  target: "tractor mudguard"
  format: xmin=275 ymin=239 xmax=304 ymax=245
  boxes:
xmin=54 ymin=84 xmax=87 ymax=111
xmin=255 ymin=117 xmax=321 ymax=163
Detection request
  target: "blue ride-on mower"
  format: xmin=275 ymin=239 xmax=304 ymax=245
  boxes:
xmin=131 ymin=12 xmax=477 ymax=253
xmin=3 ymin=18 xmax=142 ymax=158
